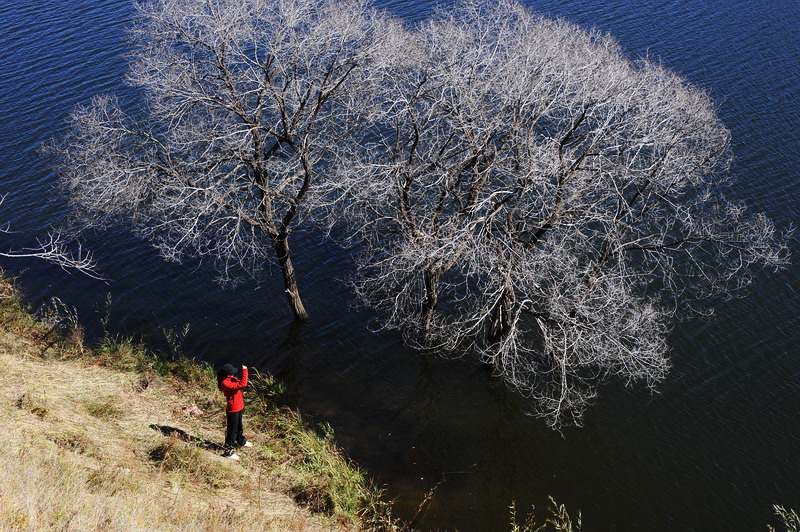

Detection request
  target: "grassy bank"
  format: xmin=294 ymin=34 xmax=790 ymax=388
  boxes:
xmin=0 ymin=276 xmax=393 ymax=531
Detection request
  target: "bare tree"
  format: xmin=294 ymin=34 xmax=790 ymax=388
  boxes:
xmin=318 ymin=0 xmax=791 ymax=427
xmin=51 ymin=0 xmax=400 ymax=319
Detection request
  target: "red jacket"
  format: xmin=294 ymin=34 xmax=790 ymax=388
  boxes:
xmin=220 ymin=367 xmax=248 ymax=413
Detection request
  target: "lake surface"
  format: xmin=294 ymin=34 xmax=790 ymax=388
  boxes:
xmin=1 ymin=0 xmax=798 ymax=529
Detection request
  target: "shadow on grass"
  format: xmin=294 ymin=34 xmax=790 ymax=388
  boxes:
xmin=149 ymin=424 xmax=226 ymax=453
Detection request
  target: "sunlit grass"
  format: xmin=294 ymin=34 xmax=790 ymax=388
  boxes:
xmin=0 ymin=276 xmax=387 ymax=530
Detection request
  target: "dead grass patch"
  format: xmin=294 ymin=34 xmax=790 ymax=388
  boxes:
xmin=16 ymin=390 xmax=49 ymax=418
xmin=0 ymin=506 xmax=30 ymax=529
xmin=51 ymin=431 xmax=93 ymax=455
xmin=86 ymin=464 xmax=139 ymax=495
xmin=149 ymin=438 xmax=229 ymax=489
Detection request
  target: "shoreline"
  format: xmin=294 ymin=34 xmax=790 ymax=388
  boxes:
xmin=0 ymin=275 xmax=396 ymax=530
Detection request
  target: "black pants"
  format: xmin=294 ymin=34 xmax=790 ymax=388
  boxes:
xmin=225 ymin=409 xmax=246 ymax=453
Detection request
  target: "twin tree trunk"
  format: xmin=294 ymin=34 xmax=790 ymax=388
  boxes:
xmin=418 ymin=268 xmax=513 ymax=364
xmin=273 ymin=234 xmax=309 ymax=321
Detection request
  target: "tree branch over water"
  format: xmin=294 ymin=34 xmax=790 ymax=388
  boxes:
xmin=0 ymin=196 xmax=104 ymax=280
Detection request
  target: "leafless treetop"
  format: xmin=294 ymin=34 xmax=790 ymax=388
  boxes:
xmin=52 ymin=0 xmax=402 ymax=317
xmin=317 ymin=0 xmax=790 ymax=427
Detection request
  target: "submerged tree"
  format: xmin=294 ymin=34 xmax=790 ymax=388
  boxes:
xmin=320 ymin=0 xmax=790 ymax=427
xmin=51 ymin=0 xmax=788 ymax=426
xmin=52 ymin=0 xmax=400 ymax=319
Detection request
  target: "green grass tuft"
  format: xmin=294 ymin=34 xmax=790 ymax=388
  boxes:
xmin=771 ymin=505 xmax=800 ymax=532
xmin=85 ymin=399 xmax=124 ymax=420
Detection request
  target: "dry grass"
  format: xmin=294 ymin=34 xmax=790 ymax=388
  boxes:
xmin=0 ymin=277 xmax=379 ymax=531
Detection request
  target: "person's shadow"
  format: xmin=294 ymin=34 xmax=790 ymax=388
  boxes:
xmin=149 ymin=424 xmax=226 ymax=452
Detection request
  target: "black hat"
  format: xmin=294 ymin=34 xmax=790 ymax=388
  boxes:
xmin=220 ymin=363 xmax=238 ymax=376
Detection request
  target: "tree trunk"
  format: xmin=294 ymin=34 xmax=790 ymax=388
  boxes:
xmin=273 ymin=235 xmax=309 ymax=321
xmin=419 ymin=268 xmax=441 ymax=346
xmin=485 ymin=288 xmax=512 ymax=365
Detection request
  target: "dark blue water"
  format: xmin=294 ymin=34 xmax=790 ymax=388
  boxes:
xmin=1 ymin=1 xmax=798 ymax=529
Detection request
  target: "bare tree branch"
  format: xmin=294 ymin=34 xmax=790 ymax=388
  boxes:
xmin=0 ymin=196 xmax=105 ymax=280
xmin=0 ymin=232 xmax=105 ymax=281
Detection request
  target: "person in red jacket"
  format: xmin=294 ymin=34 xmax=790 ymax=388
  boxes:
xmin=218 ymin=363 xmax=252 ymax=460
